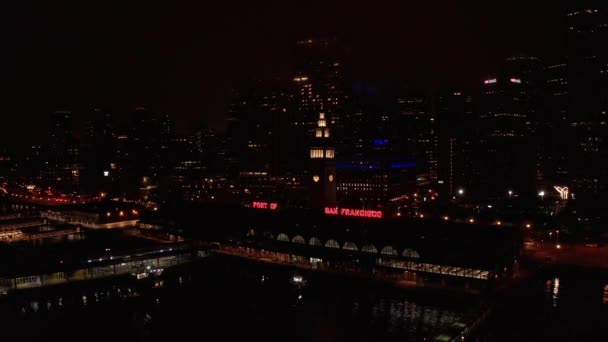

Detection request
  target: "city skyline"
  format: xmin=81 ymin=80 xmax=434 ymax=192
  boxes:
xmin=1 ymin=2 xmax=608 ymax=341
xmin=1 ymin=0 xmax=570 ymax=151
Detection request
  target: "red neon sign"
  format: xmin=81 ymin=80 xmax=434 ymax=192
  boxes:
xmin=324 ymin=207 xmax=383 ymax=219
xmin=252 ymin=201 xmax=278 ymax=210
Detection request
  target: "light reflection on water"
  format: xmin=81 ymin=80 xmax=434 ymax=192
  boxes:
xmin=29 ymin=233 xmax=84 ymax=247
xmin=480 ymin=272 xmax=608 ymax=341
xmin=1 ymin=260 xmax=476 ymax=341
xmin=545 ymin=277 xmax=561 ymax=308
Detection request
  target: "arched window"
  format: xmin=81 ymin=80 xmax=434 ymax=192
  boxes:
xmin=292 ymin=235 xmax=305 ymax=244
xmin=402 ymin=248 xmax=420 ymax=259
xmin=277 ymin=233 xmax=290 ymax=242
xmin=361 ymin=244 xmax=378 ymax=254
xmin=381 ymin=246 xmax=397 ymax=256
xmin=343 ymin=241 xmax=358 ymax=251
xmin=325 ymin=239 xmax=340 ymax=249
xmin=309 ymin=237 xmax=323 ymax=246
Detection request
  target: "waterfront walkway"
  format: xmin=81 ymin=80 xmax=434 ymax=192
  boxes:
xmin=524 ymin=242 xmax=608 ymax=270
xmin=0 ymin=246 xmax=205 ymax=295
xmin=216 ymin=245 xmax=490 ymax=342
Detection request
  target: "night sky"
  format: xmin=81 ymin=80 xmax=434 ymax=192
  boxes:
xmin=1 ymin=1 xmax=567 ymax=152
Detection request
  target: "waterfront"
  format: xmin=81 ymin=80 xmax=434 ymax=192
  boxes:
xmin=479 ymin=267 xmax=608 ymax=341
xmin=0 ymin=256 xmax=478 ymax=341
xmin=1 ymin=248 xmax=608 ymax=341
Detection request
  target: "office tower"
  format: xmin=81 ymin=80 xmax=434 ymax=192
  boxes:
xmin=18 ymin=145 xmax=44 ymax=183
xmin=563 ymin=3 xmax=608 ymax=194
xmin=543 ymin=62 xmax=571 ymax=188
xmin=45 ymin=111 xmax=81 ymax=189
xmin=334 ymin=86 xmax=416 ymax=208
xmin=0 ymin=148 xmax=12 ymax=180
xmin=504 ymin=55 xmax=546 ymax=190
xmin=129 ymin=107 xmax=160 ymax=174
xmin=82 ymin=108 xmax=114 ymax=191
xmin=293 ymin=38 xmax=348 ymax=125
xmin=193 ymin=127 xmax=214 ymax=156
xmin=479 ymin=74 xmax=535 ymax=200
xmin=292 ymin=37 xmax=350 ymax=152
xmin=227 ymin=84 xmax=291 ymax=177
xmin=49 ymin=110 xmax=73 ymax=150
xmin=395 ymin=95 xmax=438 ymax=184
xmin=437 ymin=90 xmax=477 ymax=198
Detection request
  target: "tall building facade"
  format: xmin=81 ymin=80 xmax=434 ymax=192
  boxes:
xmin=227 ymin=84 xmax=291 ymax=178
xmin=292 ymin=38 xmax=350 ymax=158
xmin=563 ymin=3 xmax=608 ymax=194
xmin=395 ymin=95 xmax=438 ymax=184
xmin=82 ymin=108 xmax=114 ymax=192
xmin=45 ymin=111 xmax=81 ymax=189
xmin=293 ymin=38 xmax=348 ymax=126
xmin=478 ymin=75 xmax=535 ymax=200
xmin=437 ymin=90 xmax=477 ymax=198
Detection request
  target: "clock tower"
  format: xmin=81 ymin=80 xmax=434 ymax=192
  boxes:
xmin=309 ymin=113 xmax=337 ymax=208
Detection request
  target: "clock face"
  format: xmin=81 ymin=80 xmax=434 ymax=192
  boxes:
xmin=328 ymin=174 xmax=334 ymax=182
xmin=313 ymin=175 xmax=320 ymax=183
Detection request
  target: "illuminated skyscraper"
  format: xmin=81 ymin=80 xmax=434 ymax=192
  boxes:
xmin=82 ymin=108 xmax=114 ymax=191
xmin=395 ymin=95 xmax=438 ymax=184
xmin=293 ymin=38 xmax=347 ymax=121
xmin=478 ymin=75 xmax=535 ymax=199
xmin=437 ymin=90 xmax=477 ymax=198
xmin=292 ymin=37 xmax=350 ymax=153
xmin=563 ymin=2 xmax=608 ymax=194
xmin=227 ymin=84 xmax=290 ymax=177
xmin=45 ymin=111 xmax=81 ymax=189
xmin=49 ymin=110 xmax=73 ymax=153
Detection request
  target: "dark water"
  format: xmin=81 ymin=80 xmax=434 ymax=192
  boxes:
xmin=0 ymin=257 xmax=475 ymax=341
xmin=28 ymin=233 xmax=84 ymax=247
xmin=480 ymin=268 xmax=608 ymax=341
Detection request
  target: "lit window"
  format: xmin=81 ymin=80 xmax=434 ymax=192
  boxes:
xmin=325 ymin=148 xmax=335 ymax=159
xmin=309 ymin=237 xmax=322 ymax=246
xmin=343 ymin=242 xmax=358 ymax=251
xmin=362 ymin=244 xmax=378 ymax=253
xmin=313 ymin=175 xmax=320 ymax=183
xmin=310 ymin=148 xmax=324 ymax=158
xmin=381 ymin=246 xmax=397 ymax=256
xmin=325 ymin=239 xmax=339 ymax=248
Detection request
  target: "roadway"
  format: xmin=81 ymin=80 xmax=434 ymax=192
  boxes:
xmin=524 ymin=242 xmax=608 ymax=269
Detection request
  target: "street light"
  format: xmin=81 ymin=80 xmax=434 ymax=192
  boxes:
xmin=508 ymin=190 xmax=513 ymax=198
xmin=458 ymin=189 xmax=464 ymax=195
xmin=538 ymin=190 xmax=545 ymax=198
